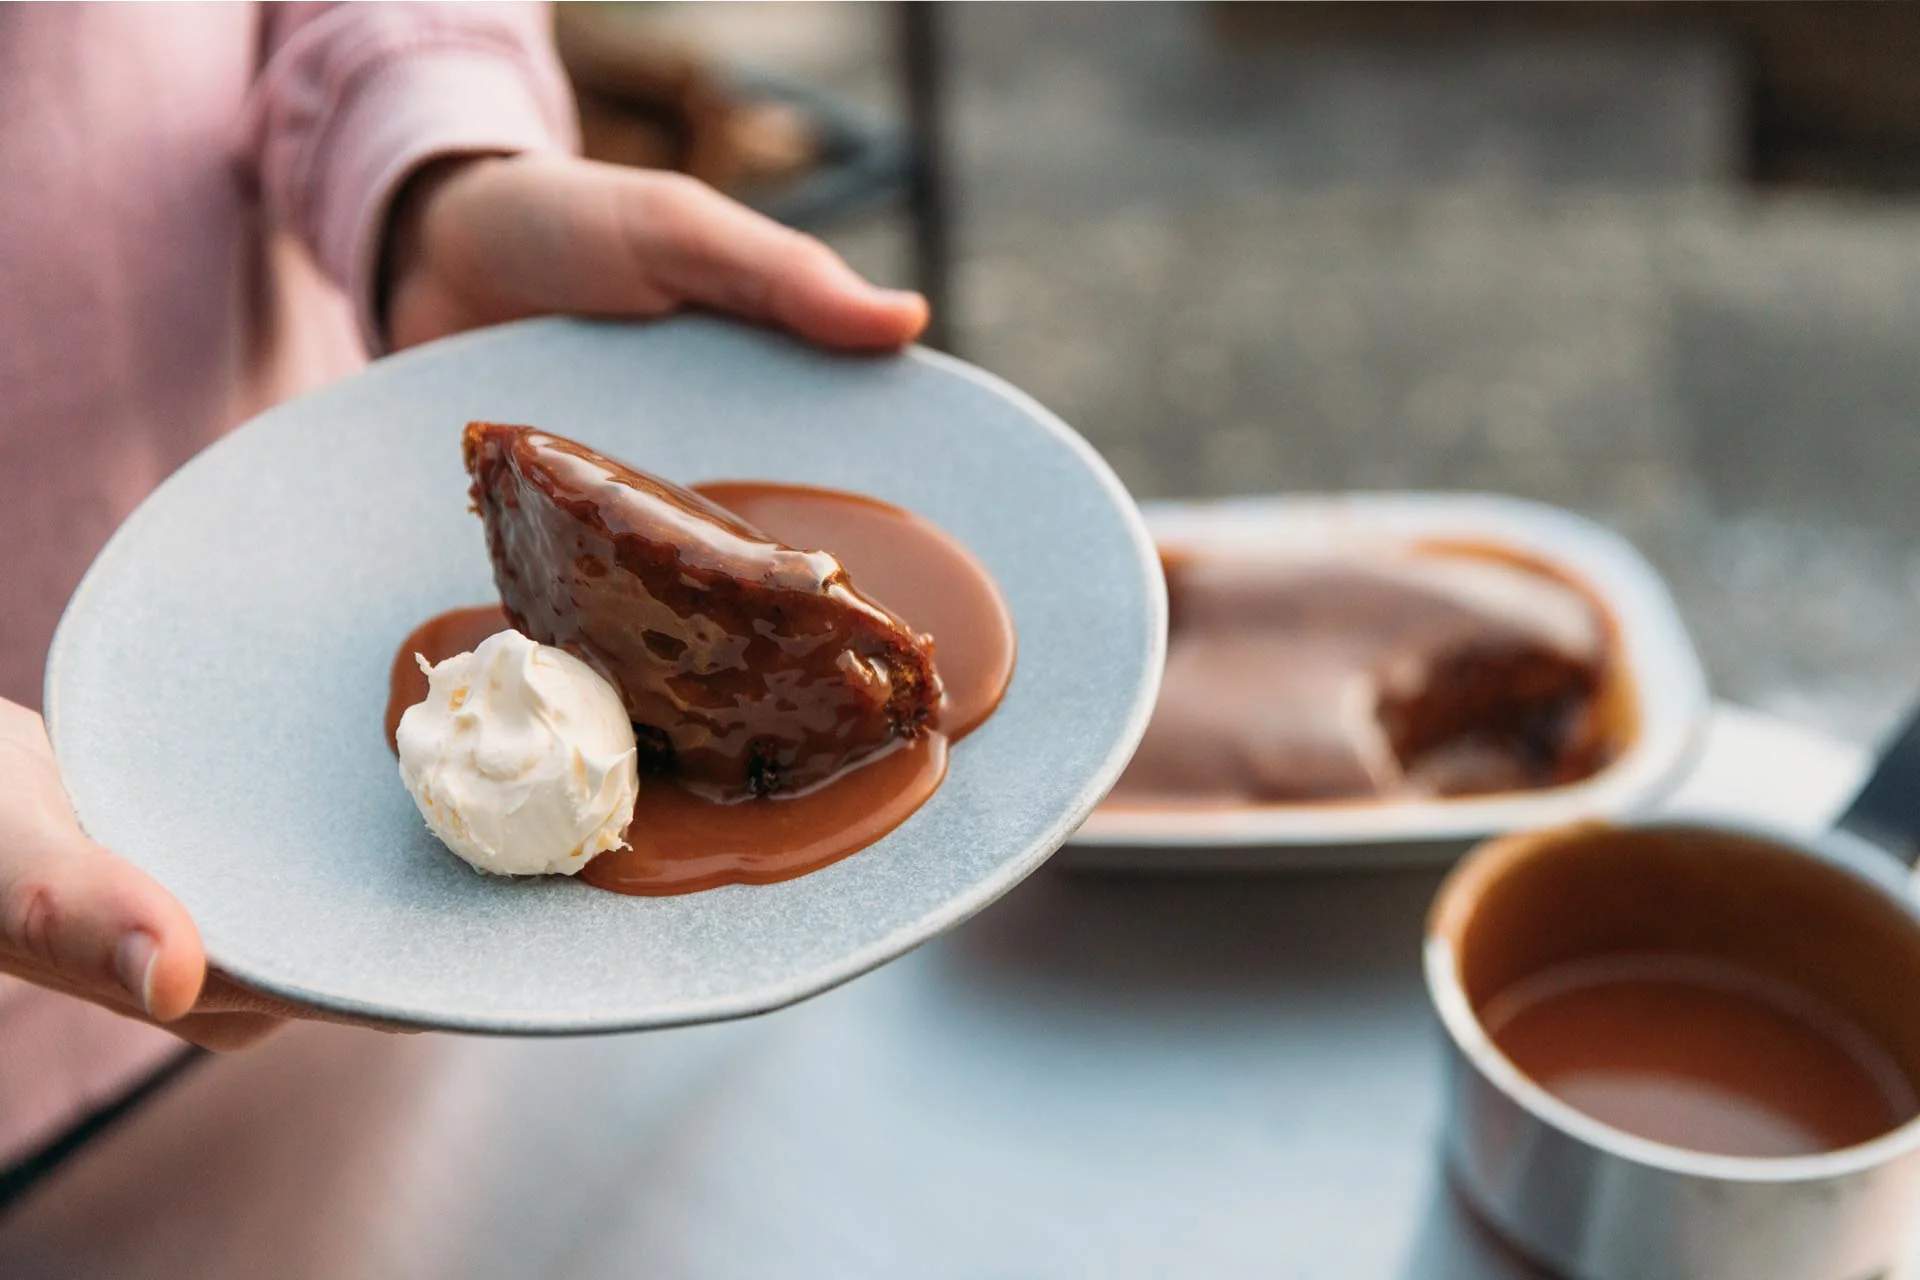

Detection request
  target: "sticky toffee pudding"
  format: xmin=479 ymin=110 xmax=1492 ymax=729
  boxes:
xmin=463 ymin=423 xmax=943 ymax=797
xmin=1107 ymin=547 xmax=1623 ymax=807
xmin=387 ymin=425 xmax=1015 ymax=895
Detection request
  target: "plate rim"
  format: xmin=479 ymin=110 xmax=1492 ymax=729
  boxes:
xmin=44 ymin=316 xmax=1169 ymax=1034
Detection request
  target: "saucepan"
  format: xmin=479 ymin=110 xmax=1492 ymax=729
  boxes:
xmin=1426 ymin=709 xmax=1920 ymax=1279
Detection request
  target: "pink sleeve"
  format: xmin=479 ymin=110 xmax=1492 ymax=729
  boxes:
xmin=244 ymin=2 xmax=580 ymax=353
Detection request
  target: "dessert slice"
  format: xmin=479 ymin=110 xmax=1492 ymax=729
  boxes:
xmin=463 ymin=422 xmax=941 ymax=798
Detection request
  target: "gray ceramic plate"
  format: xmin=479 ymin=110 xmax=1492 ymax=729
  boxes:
xmin=45 ymin=316 xmax=1165 ymax=1034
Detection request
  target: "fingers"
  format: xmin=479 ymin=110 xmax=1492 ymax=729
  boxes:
xmin=0 ymin=708 xmax=206 ymax=1022
xmin=0 ymin=961 xmax=411 ymax=1052
xmin=7 ymin=960 xmax=288 ymax=1051
xmin=167 ymin=1010 xmax=287 ymax=1053
xmin=0 ymin=836 xmax=206 ymax=1022
xmin=197 ymin=970 xmax=424 ymax=1035
xmin=621 ymin=170 xmax=929 ymax=351
xmin=392 ymin=154 xmax=930 ymax=352
xmin=3 ymin=950 xmax=416 ymax=1051
xmin=195 ymin=969 xmax=309 ymax=1018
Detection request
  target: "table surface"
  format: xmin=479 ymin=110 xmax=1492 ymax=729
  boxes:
xmin=0 ymin=705 xmax=1896 ymax=1280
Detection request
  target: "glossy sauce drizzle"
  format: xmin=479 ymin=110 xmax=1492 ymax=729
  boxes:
xmin=386 ymin=481 xmax=1015 ymax=895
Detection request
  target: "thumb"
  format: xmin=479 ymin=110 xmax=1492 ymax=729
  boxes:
xmin=623 ymin=170 xmax=931 ymax=351
xmin=0 ymin=831 xmax=208 ymax=1023
xmin=0 ymin=711 xmax=205 ymax=1022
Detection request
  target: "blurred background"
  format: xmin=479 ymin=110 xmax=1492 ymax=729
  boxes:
xmin=555 ymin=0 xmax=1920 ymax=749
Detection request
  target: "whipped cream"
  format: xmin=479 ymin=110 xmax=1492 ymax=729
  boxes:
xmin=397 ymin=630 xmax=638 ymax=876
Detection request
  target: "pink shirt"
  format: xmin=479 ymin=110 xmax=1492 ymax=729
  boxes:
xmin=0 ymin=2 xmax=575 ymax=1169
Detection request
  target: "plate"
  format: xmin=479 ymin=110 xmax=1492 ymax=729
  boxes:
xmin=44 ymin=315 xmax=1166 ymax=1034
xmin=1063 ymin=492 xmax=1710 ymax=872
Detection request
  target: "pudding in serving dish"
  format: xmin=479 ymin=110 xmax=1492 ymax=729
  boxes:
xmin=388 ymin=423 xmax=1016 ymax=895
xmin=1105 ymin=543 xmax=1630 ymax=809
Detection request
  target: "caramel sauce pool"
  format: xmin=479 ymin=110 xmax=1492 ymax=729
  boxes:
xmin=385 ymin=481 xmax=1015 ymax=895
xmin=1485 ymin=954 xmax=1916 ymax=1157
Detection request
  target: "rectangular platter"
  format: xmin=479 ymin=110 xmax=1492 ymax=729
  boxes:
xmin=1063 ymin=492 xmax=1712 ymax=872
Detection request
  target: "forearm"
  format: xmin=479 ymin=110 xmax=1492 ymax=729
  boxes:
xmin=244 ymin=2 xmax=578 ymax=353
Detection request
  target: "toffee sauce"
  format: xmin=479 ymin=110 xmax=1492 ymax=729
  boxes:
xmin=386 ymin=481 xmax=1014 ymax=895
xmin=1485 ymin=954 xmax=1916 ymax=1157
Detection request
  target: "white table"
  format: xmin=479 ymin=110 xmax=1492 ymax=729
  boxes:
xmin=0 ymin=706 xmax=1888 ymax=1279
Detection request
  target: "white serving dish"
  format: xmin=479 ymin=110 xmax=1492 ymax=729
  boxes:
xmin=1063 ymin=492 xmax=1711 ymax=872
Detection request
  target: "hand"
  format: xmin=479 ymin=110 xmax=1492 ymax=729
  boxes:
xmin=0 ymin=699 xmax=309 ymax=1050
xmin=383 ymin=152 xmax=929 ymax=352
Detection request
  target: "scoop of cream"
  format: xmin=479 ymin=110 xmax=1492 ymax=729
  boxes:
xmin=396 ymin=630 xmax=638 ymax=876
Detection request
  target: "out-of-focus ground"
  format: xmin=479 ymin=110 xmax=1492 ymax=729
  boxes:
xmin=621 ymin=2 xmax=1920 ymax=747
